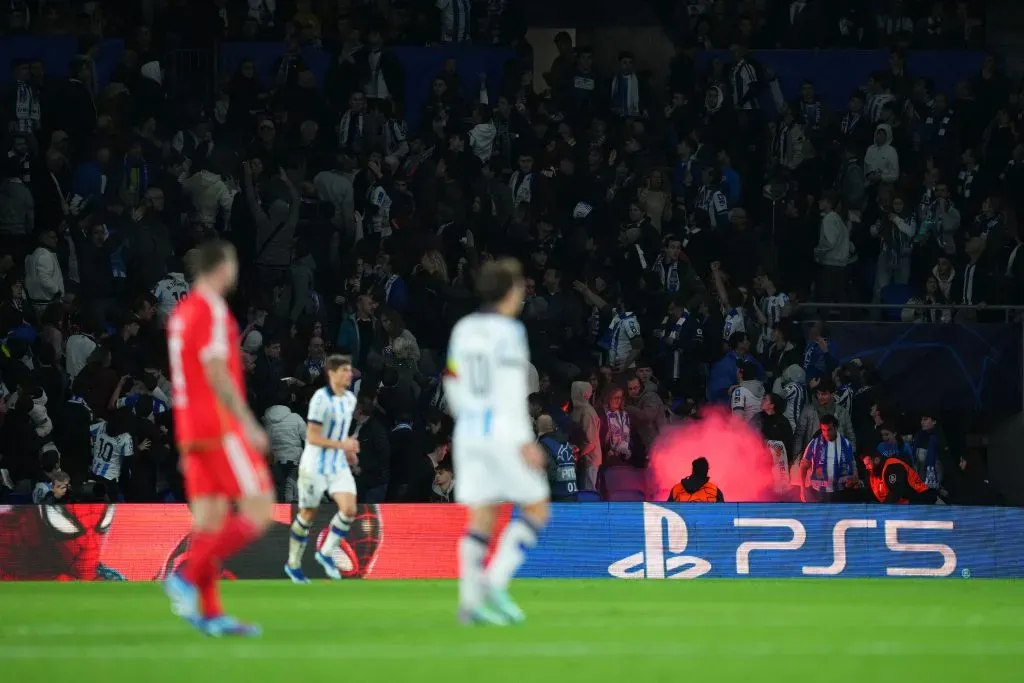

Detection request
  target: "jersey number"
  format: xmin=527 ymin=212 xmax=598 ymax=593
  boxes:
xmin=465 ymin=352 xmax=491 ymax=397
xmin=96 ymin=441 xmax=115 ymax=463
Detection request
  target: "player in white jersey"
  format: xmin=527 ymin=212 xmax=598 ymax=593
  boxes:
xmin=284 ymin=354 xmax=361 ymax=583
xmin=90 ymin=411 xmax=135 ymax=501
xmin=444 ymin=258 xmax=550 ymax=626
xmin=153 ymin=268 xmax=190 ymax=324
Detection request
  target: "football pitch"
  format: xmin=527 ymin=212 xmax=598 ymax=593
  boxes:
xmin=0 ymin=580 xmax=1021 ymax=682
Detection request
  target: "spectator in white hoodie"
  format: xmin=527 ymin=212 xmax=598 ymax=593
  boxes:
xmin=864 ymin=123 xmax=899 ymax=186
xmin=814 ymin=191 xmax=853 ymax=303
xmin=262 ymin=387 xmax=306 ymax=502
xmin=24 ymin=227 xmax=64 ymax=316
xmin=467 ymin=104 xmax=497 ymax=163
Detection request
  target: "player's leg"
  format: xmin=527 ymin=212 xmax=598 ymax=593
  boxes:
xmin=483 ymin=453 xmax=552 ymax=623
xmin=191 ymin=435 xmax=274 ymax=637
xmin=285 ymin=472 xmax=324 ymax=583
xmin=166 ymin=492 xmax=229 ymax=623
xmin=315 ymin=470 xmax=357 ymax=580
xmin=485 ymin=499 xmax=550 ymax=623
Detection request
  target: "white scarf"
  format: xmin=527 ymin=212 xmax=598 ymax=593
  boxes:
xmin=339 ymin=110 xmax=365 ymax=150
xmin=652 ymin=254 xmax=680 ymax=292
xmin=14 ymin=81 xmax=40 ymax=133
xmin=509 ymin=170 xmax=533 ymax=207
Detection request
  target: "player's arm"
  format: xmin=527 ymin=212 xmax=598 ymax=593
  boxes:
xmin=304 ymin=422 xmax=359 ymax=454
xmin=204 ymin=356 xmax=266 ymax=451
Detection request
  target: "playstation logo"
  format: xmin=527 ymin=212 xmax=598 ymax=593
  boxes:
xmin=607 ymin=503 xmax=712 ymax=579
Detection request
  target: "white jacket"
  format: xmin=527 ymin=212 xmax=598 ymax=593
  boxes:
xmin=468 ymin=122 xmax=497 ymax=163
xmin=182 ymin=170 xmax=235 ymax=227
xmin=263 ymin=405 xmax=306 ymax=465
xmin=863 ymin=123 xmax=899 ymax=183
xmin=24 ymin=247 xmax=64 ymax=305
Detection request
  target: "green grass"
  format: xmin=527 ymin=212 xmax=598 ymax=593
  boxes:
xmin=0 ymin=580 xmax=1022 ymax=682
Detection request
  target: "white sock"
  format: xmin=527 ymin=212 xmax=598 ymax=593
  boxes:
xmin=319 ymin=512 xmax=353 ymax=556
xmin=287 ymin=516 xmax=312 ymax=569
xmin=458 ymin=532 xmax=490 ymax=609
xmin=486 ymin=518 xmax=539 ymax=592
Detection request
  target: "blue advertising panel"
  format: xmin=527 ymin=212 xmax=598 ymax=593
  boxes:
xmin=523 ymin=503 xmax=1024 ymax=579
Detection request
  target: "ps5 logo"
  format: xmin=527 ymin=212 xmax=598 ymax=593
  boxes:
xmin=608 ymin=503 xmax=712 ymax=579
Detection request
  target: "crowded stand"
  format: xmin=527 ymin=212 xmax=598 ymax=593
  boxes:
xmin=0 ymin=0 xmax=1013 ymax=508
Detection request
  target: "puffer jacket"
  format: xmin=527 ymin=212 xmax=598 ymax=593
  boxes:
xmin=262 ymin=404 xmax=305 ymax=464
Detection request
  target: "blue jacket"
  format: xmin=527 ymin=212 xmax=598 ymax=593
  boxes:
xmin=73 ymin=162 xmax=106 ymax=206
xmin=722 ymin=167 xmax=741 ymax=205
xmin=707 ymin=351 xmax=764 ymax=403
xmin=802 ymin=339 xmax=838 ymax=380
xmin=540 ymin=432 xmax=578 ymax=499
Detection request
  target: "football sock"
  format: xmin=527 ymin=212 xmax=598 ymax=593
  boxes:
xmin=486 ymin=517 xmax=540 ymax=592
xmin=319 ymin=512 xmax=353 ymax=556
xmin=197 ymin=560 xmax=223 ymax=618
xmin=458 ymin=531 xmax=490 ymax=609
xmin=287 ymin=516 xmax=312 ymax=569
xmin=180 ymin=529 xmax=217 ymax=587
xmin=210 ymin=514 xmax=261 ymax=564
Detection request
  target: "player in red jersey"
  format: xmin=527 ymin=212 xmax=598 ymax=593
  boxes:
xmin=163 ymin=240 xmax=274 ymax=637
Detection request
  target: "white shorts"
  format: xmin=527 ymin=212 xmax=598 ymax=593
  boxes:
xmin=453 ymin=440 xmax=550 ymax=506
xmin=297 ymin=469 xmax=357 ymax=509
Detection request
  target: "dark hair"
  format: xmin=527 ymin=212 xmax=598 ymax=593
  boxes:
xmin=476 ymin=258 xmax=523 ymax=306
xmin=737 ymin=360 xmax=758 ymax=380
xmin=134 ymin=394 xmax=155 ymax=418
xmin=819 ymin=414 xmax=839 ymax=428
xmin=325 ymin=354 xmax=353 ymax=372
xmin=815 ymin=377 xmax=836 ymax=394
xmin=727 ymin=331 xmax=748 ymax=350
xmin=692 ymin=456 xmax=709 ymax=477
xmin=40 ymin=449 xmax=60 ymax=473
xmin=192 ymin=240 xmax=236 ymax=276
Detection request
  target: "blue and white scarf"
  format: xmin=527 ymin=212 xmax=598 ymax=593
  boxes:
xmin=339 ymin=110 xmax=365 ymax=152
xmin=610 ymin=73 xmax=640 ymax=117
xmin=910 ymin=430 xmax=942 ymax=489
xmin=604 ymin=409 xmax=631 ymax=456
xmin=652 ymin=254 xmax=680 ymax=293
xmin=804 ymin=435 xmax=855 ymax=492
xmin=799 ymin=100 xmax=822 ymax=129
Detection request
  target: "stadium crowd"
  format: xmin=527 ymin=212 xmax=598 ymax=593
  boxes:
xmin=0 ymin=0 xmax=1011 ymax=508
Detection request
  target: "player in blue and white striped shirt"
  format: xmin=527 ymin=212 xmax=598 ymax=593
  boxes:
xmin=284 ymin=355 xmax=361 ymax=583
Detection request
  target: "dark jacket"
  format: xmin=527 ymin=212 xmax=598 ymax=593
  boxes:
xmin=354 ymin=416 xmax=391 ymax=493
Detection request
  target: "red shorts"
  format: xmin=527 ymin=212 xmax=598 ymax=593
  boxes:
xmin=181 ymin=432 xmax=272 ymax=500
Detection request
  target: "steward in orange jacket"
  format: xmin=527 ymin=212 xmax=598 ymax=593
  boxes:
xmin=865 ymin=453 xmax=937 ymax=504
xmin=668 ymin=457 xmax=725 ymax=502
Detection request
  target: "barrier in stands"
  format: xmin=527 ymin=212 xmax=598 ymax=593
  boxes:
xmin=697 ymin=50 xmax=984 ymax=109
xmin=1 ymin=503 xmax=1020 ymax=581
xmin=217 ymin=43 xmax=516 ymax=131
xmin=0 ymin=38 xmax=983 ymax=132
xmin=799 ymin=307 xmax=1024 ymax=414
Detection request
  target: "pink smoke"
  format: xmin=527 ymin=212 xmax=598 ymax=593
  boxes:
xmin=646 ymin=407 xmax=779 ymax=502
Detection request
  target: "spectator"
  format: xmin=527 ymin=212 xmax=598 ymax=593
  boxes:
xmin=536 ymin=413 xmax=578 ymax=502
xmin=799 ymin=414 xmax=858 ymax=503
xmin=795 ymin=377 xmax=856 ymax=458
xmin=940 ymin=450 xmax=1000 ymax=506
xmin=352 ymin=393 xmax=390 ymax=503
xmin=263 ymin=386 xmax=306 ymax=502
xmin=569 ymin=380 xmax=602 ymax=491
xmin=910 ymin=413 xmax=950 ymax=490
xmin=430 ymin=457 xmax=455 ymax=502
xmin=753 ymin=393 xmax=795 ymax=496
xmin=864 ymin=449 xmax=937 ymax=504
xmin=599 ymin=385 xmax=634 ymax=467
xmin=24 ymin=227 xmax=63 ymax=315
